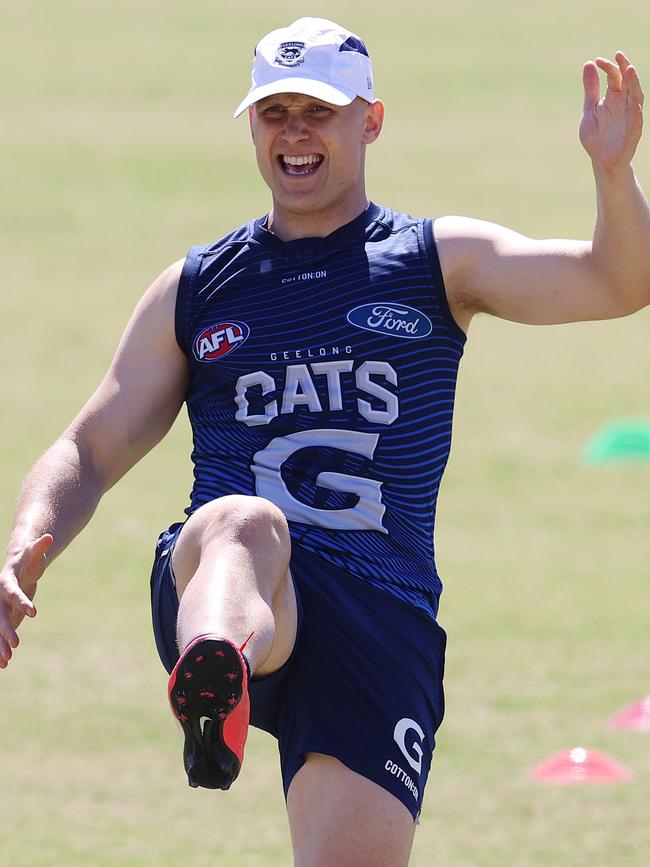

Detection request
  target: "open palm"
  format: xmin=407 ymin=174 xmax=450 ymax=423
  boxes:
xmin=580 ymin=51 xmax=644 ymax=173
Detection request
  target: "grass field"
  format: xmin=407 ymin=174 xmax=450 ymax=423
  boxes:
xmin=2 ymin=1 xmax=650 ymax=864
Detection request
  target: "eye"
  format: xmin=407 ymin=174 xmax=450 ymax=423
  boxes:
xmin=261 ymin=104 xmax=286 ymax=117
xmin=310 ymin=104 xmax=332 ymax=114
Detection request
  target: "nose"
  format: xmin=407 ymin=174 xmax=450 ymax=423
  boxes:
xmin=281 ymin=112 xmax=309 ymax=145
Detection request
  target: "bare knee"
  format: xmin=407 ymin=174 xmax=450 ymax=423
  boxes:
xmin=173 ymin=496 xmax=290 ymax=592
xmin=190 ymin=495 xmax=289 ymax=548
xmin=177 ymin=495 xmax=290 ymax=559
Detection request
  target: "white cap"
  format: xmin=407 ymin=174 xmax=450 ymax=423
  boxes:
xmin=233 ymin=17 xmax=374 ymax=118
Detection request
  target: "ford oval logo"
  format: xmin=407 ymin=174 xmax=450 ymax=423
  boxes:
xmin=347 ymin=303 xmax=432 ymax=339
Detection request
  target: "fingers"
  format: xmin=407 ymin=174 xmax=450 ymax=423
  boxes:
xmin=624 ymin=63 xmax=644 ymax=110
xmin=0 ymin=576 xmax=31 ymax=668
xmin=0 ymin=602 xmax=20 ymax=652
xmin=29 ymin=533 xmax=53 ymax=585
xmin=583 ymin=61 xmax=600 ymax=112
xmin=615 ymin=50 xmax=631 ymax=76
xmin=0 ymin=568 xmax=36 ymax=625
xmin=589 ymin=51 xmax=643 ymax=123
xmin=614 ymin=51 xmax=643 ymax=104
xmin=595 ymin=51 xmax=643 ymax=99
xmin=0 ymin=581 xmax=28 ymax=668
xmin=34 ymin=533 xmax=54 ymax=555
xmin=7 ymin=581 xmax=37 ymax=618
xmin=0 ymin=534 xmax=53 ymax=670
xmin=15 ymin=533 xmax=54 ymax=597
xmin=0 ymin=634 xmax=13 ymax=668
xmin=596 ymin=56 xmax=623 ymax=92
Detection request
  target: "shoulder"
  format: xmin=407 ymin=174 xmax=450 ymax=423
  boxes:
xmin=119 ymin=259 xmax=186 ymax=351
xmin=135 ymin=258 xmax=185 ymax=318
xmin=152 ymin=258 xmax=185 ymax=295
xmin=431 ymin=215 xmax=502 ymax=266
xmin=429 ymin=215 xmax=515 ymax=330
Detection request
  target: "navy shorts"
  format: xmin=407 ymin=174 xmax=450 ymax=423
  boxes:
xmin=150 ymin=522 xmax=447 ymax=821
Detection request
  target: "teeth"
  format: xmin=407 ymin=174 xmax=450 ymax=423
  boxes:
xmin=282 ymin=154 xmax=322 ymax=166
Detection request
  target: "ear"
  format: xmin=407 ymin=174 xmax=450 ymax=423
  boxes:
xmin=362 ymin=99 xmax=385 ymax=144
xmin=248 ymin=105 xmax=255 ymax=142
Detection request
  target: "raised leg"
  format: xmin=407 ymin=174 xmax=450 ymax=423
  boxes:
xmin=171 ymin=494 xmax=297 ymax=675
xmin=167 ymin=495 xmax=297 ymax=788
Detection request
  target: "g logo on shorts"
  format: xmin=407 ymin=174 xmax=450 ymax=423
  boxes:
xmin=393 ymin=717 xmax=425 ymax=775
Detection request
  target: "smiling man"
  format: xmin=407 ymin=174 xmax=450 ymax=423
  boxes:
xmin=2 ymin=16 xmax=649 ymax=867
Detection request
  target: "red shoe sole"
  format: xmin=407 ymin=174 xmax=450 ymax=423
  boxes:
xmin=168 ymin=635 xmax=249 ymax=790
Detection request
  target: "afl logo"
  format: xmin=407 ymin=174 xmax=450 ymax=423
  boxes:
xmin=347 ymin=303 xmax=432 ymax=339
xmin=193 ymin=321 xmax=250 ymax=362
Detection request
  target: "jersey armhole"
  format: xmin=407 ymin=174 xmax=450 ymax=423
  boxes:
xmin=422 ymin=218 xmax=467 ymax=344
xmin=175 ymin=246 xmax=204 ymax=355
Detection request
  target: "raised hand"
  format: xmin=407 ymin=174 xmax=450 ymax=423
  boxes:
xmin=0 ymin=534 xmax=53 ymax=668
xmin=580 ymin=52 xmax=644 ymax=174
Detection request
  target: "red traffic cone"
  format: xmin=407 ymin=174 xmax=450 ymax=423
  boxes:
xmin=532 ymin=747 xmax=633 ymax=784
xmin=609 ymin=696 xmax=650 ymax=731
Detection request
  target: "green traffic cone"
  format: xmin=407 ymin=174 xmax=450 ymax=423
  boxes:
xmin=583 ymin=418 xmax=650 ymax=463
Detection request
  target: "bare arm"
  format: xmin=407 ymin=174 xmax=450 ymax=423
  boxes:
xmin=437 ymin=52 xmax=650 ymax=330
xmin=0 ymin=260 xmax=189 ymax=667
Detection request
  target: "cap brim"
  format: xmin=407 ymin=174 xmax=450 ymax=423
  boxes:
xmin=233 ymin=77 xmax=356 ymax=118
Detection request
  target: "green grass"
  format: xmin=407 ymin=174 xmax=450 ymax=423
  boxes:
xmin=2 ymin=1 xmax=650 ymax=864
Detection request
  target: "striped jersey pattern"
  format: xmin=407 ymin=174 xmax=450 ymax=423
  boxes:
xmin=175 ymin=203 xmax=466 ymax=620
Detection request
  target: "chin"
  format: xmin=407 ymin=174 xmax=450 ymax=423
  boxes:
xmin=275 ymin=189 xmax=328 ymax=214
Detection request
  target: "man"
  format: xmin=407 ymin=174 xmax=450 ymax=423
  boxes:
xmin=1 ymin=16 xmax=648 ymax=867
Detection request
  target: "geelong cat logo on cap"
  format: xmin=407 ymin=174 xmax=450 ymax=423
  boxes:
xmin=193 ymin=322 xmax=250 ymax=362
xmin=275 ymin=42 xmax=306 ymax=67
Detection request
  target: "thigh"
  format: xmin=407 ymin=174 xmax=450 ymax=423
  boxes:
xmin=171 ymin=497 xmax=298 ymax=676
xmin=287 ymin=753 xmax=415 ymax=867
xmin=275 ymin=550 xmax=447 ymax=823
xmin=149 ymin=521 xmax=304 ymax=740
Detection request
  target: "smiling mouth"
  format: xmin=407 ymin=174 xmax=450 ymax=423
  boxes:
xmin=278 ymin=154 xmax=324 ymax=176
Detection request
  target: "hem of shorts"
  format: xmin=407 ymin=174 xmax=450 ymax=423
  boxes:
xmin=282 ymin=744 xmax=420 ymax=823
xmin=289 ymin=544 xmax=441 ymax=624
xmin=250 ymin=651 xmax=292 ymax=686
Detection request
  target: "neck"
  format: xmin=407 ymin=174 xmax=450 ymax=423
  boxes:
xmin=267 ymin=193 xmax=370 ymax=241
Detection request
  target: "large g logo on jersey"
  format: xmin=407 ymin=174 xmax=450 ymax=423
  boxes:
xmin=251 ymin=429 xmax=387 ymax=533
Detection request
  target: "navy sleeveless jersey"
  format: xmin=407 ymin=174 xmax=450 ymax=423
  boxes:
xmin=175 ymin=203 xmax=466 ymax=619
